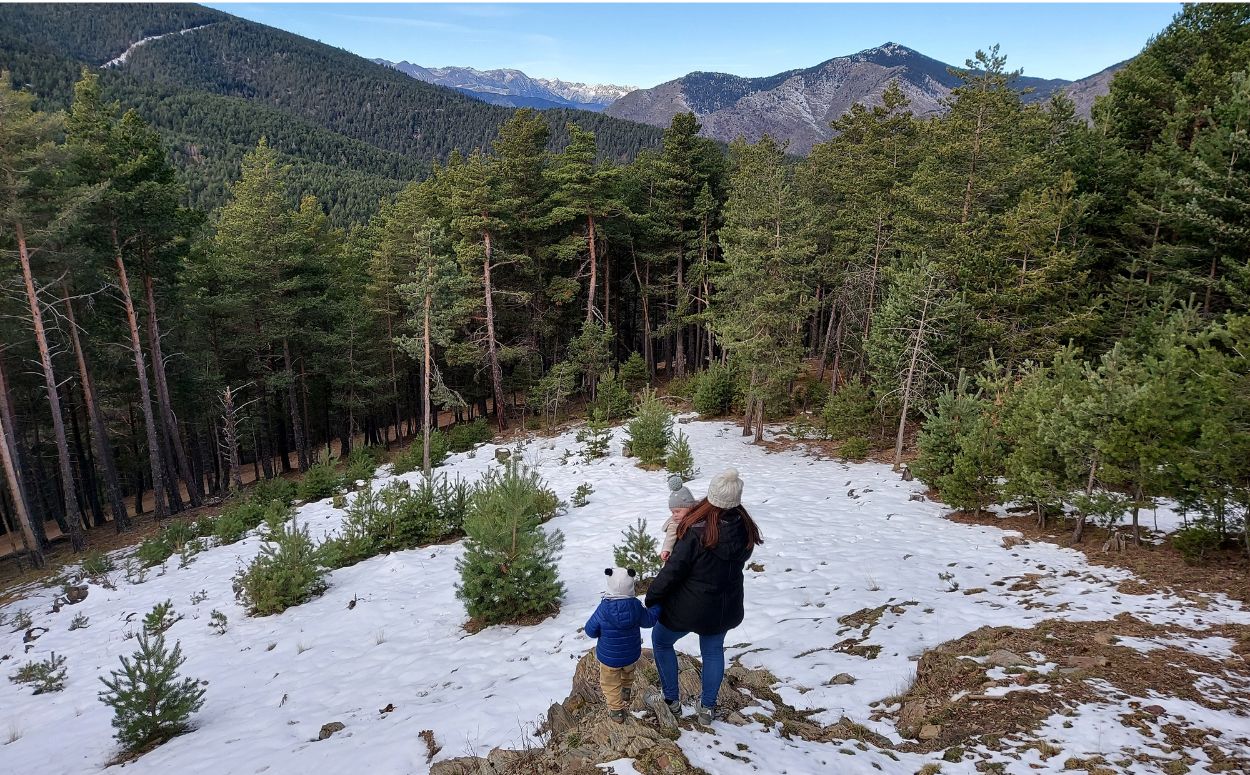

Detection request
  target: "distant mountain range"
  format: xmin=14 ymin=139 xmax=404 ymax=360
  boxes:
xmin=605 ymin=43 xmax=1124 ymax=154
xmin=375 ymin=60 xmax=635 ymax=112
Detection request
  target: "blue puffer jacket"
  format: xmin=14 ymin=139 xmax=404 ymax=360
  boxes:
xmin=584 ymin=598 xmax=660 ymax=668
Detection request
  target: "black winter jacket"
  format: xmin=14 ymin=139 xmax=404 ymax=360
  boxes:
xmin=644 ymin=508 xmax=754 ymax=635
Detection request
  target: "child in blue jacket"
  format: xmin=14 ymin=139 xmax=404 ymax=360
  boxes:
xmin=585 ymin=567 xmax=661 ymax=722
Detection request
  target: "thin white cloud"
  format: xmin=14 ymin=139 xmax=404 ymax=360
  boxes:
xmin=327 ymin=13 xmax=472 ymax=34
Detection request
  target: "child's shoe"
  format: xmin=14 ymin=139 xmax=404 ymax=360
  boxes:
xmin=696 ymin=705 xmax=716 ymax=725
xmin=621 ymin=687 xmax=632 ymax=703
xmin=608 ymin=709 xmax=628 ymax=723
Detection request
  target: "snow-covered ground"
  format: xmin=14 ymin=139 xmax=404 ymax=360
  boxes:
xmin=2 ymin=420 xmax=1247 ymax=774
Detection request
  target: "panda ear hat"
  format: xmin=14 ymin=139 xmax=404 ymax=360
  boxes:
xmin=605 ymin=568 xmax=613 ymax=576
xmin=627 ymin=568 xmax=636 ymax=577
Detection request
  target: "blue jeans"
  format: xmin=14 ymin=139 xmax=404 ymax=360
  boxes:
xmin=651 ymin=621 xmax=726 ymax=709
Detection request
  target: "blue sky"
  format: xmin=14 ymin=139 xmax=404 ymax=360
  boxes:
xmin=206 ymin=3 xmax=1181 ymax=86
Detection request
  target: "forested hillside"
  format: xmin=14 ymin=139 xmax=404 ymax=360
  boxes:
xmin=0 ymin=3 xmax=1247 ymax=577
xmin=0 ymin=3 xmax=663 ymax=223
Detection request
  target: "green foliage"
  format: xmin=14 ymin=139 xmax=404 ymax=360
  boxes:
xmin=612 ymin=518 xmax=663 ymax=582
xmin=822 ymin=382 xmax=876 ymax=441
xmin=81 ymin=550 xmax=114 ymax=577
xmin=840 ymin=436 xmax=871 ymax=461
xmin=448 ymin=418 xmax=493 ymax=452
xmin=69 ymin=612 xmax=89 ymax=631
xmin=572 ymin=483 xmax=594 ymax=508
xmin=213 ymin=498 xmax=292 ymax=545
xmin=627 ymin=388 xmax=673 ymax=467
xmin=620 ymin=352 xmax=649 ymax=391
xmin=9 ymin=652 xmax=67 ymax=694
xmin=665 ymin=373 xmax=699 ymax=400
xmin=297 ymin=460 xmax=344 ymax=502
xmin=249 ymin=477 xmax=298 ymax=508
xmin=1172 ymin=521 xmax=1224 ymax=565
xmin=456 ymin=462 xmax=565 ymax=626
xmin=135 ymin=535 xmax=174 ymax=569
xmin=914 ymin=373 xmax=1005 ymax=513
xmin=233 ymin=521 xmax=327 ymax=616
xmin=692 ymin=362 xmax=735 ymax=417
xmin=665 ymin=431 xmax=699 ymax=481
xmin=576 ymin=410 xmax=613 ymax=462
xmin=97 ymin=633 xmax=206 ymax=754
xmin=392 ymin=432 xmax=449 ymax=474
xmin=143 ymin=600 xmax=181 ymax=636
xmin=344 ymin=445 xmax=383 ymax=483
xmin=208 ymin=610 xmax=228 ymax=635
xmin=592 ymin=369 xmax=633 ymax=421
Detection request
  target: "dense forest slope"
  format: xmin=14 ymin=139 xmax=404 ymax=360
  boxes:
xmin=0 ymin=3 xmax=663 ymax=222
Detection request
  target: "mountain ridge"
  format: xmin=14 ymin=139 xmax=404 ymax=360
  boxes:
xmin=376 ymin=59 xmax=635 ymax=112
xmin=607 ymin=42 xmax=1119 ymax=153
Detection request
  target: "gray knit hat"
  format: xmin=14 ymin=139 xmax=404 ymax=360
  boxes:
xmin=706 ymin=468 xmax=743 ymax=509
xmin=667 ymin=474 xmax=697 ymax=510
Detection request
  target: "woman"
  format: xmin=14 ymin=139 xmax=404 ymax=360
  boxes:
xmin=644 ymin=468 xmax=763 ymax=724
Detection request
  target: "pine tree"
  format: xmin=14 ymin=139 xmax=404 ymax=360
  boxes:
xmin=456 ymin=462 xmax=564 ymax=626
xmin=612 ymin=517 xmax=663 ymax=582
xmin=627 ymin=388 xmax=672 ymax=466
xmin=665 ymin=430 xmax=698 ymax=482
xmin=97 ymin=633 xmax=206 ymax=754
xmin=712 ymin=136 xmax=815 ymax=441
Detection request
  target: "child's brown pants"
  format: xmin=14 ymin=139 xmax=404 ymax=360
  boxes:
xmin=599 ymin=662 xmax=635 ymax=711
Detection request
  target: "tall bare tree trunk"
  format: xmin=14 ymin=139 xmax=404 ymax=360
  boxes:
xmin=893 ymin=295 xmax=931 ymax=470
xmin=219 ymin=385 xmax=244 ymax=492
xmin=817 ymin=298 xmax=837 ymax=383
xmin=386 ymin=315 xmax=402 ymax=448
xmin=63 ymin=287 xmax=130 ymax=531
xmin=422 ymin=271 xmax=434 ymax=475
xmin=482 ymin=230 xmax=508 ymax=431
xmin=282 ymin=337 xmax=310 ymax=471
xmin=143 ymin=274 xmax=201 ymax=506
xmin=17 ymin=222 xmax=86 ymax=551
xmin=585 ymin=214 xmax=598 ymax=323
xmin=112 ymin=230 xmax=167 ymax=520
xmin=0 ymin=351 xmax=42 ymax=566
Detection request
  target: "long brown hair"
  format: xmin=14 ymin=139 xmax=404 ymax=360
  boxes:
xmin=676 ymin=498 xmax=764 ymax=549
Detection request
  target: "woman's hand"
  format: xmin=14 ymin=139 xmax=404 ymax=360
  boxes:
xmin=661 ymin=551 xmax=670 ymax=562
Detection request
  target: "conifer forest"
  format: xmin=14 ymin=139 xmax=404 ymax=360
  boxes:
xmin=1 ymin=2 xmax=1248 ymax=575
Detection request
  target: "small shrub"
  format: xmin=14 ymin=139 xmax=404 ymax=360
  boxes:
xmin=9 ymin=652 xmax=67 ymax=694
xmin=620 ymin=352 xmax=649 ymax=391
xmin=233 ymin=521 xmax=327 ymax=616
xmin=627 ymin=388 xmax=673 ymax=467
xmin=392 ymin=432 xmax=450 ymax=474
xmin=1173 ymin=522 xmax=1224 ymax=565
xmin=123 ymin=560 xmax=148 ymax=585
xmin=135 ymin=535 xmax=173 ymax=569
xmin=344 ymin=445 xmax=383 ymax=483
xmin=143 ymin=600 xmax=181 ymax=636
xmin=178 ymin=539 xmax=205 ymax=569
xmin=188 ymin=589 xmax=208 ymax=606
xmin=192 ymin=515 xmax=218 ymax=539
xmin=576 ymin=410 xmax=613 ymax=462
xmin=448 ymin=418 xmax=493 ymax=452
xmin=161 ymin=521 xmax=196 ymax=552
xmin=208 ymin=610 xmax=227 ymax=635
xmin=822 ymin=381 xmax=876 ymax=441
xmin=796 ymin=379 xmax=831 ymax=413
xmin=81 ymin=549 xmax=115 ymax=577
xmin=9 ymin=609 xmax=32 ymax=632
xmin=456 ymin=461 xmax=565 ymax=626
xmin=214 ymin=498 xmax=290 ymax=545
xmin=665 ymin=431 xmax=698 ymax=481
xmin=572 ymin=483 xmax=593 ymax=508
xmin=693 ymin=362 xmax=735 ymax=417
xmin=97 ymin=633 xmax=206 ymax=754
xmin=250 ymin=477 xmax=297 ymax=507
xmin=331 ymin=492 xmax=347 ymax=509
xmin=439 ymin=475 xmax=474 ymax=534
xmin=69 ymin=612 xmax=90 ymax=631
xmin=297 ymin=460 xmax=343 ymax=502
xmin=665 ymin=373 xmax=698 ymax=400
xmin=612 ymin=517 xmax=663 ymax=582
xmin=840 ymin=436 xmax=871 ymax=461
xmin=592 ymin=369 xmax=632 ymax=420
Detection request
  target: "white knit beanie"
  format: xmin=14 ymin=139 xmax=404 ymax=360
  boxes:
xmin=667 ymin=474 xmax=697 ymax=510
xmin=604 ymin=567 xmax=637 ymax=598
xmin=706 ymin=468 xmax=743 ymax=509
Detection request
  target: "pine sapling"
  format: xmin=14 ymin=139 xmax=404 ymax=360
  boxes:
xmin=576 ymin=410 xmax=612 ymax=462
xmin=665 ymin=431 xmax=699 ymax=481
xmin=97 ymin=633 xmax=206 ymax=754
xmin=143 ymin=600 xmax=181 ymax=636
xmin=572 ymin=483 xmax=593 ymax=507
xmin=627 ymin=389 xmax=672 ymax=467
xmin=9 ymin=652 xmax=67 ymax=694
xmin=208 ymin=610 xmax=228 ymax=635
xmin=612 ymin=518 xmax=663 ymax=582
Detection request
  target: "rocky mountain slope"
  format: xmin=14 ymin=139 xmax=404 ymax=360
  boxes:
xmin=607 ymin=43 xmax=1118 ymax=153
xmin=376 ymin=60 xmax=635 ymax=112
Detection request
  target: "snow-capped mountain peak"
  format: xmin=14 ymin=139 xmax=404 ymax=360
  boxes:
xmin=374 ymin=60 xmax=636 ymax=112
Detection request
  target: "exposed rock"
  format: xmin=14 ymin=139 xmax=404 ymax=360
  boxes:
xmin=317 ymin=721 xmax=345 ymax=740
xmin=985 ymin=649 xmax=1030 ymax=668
xmin=1092 ymin=632 xmax=1117 ymax=646
xmin=65 ymin=585 xmax=88 ymax=604
xmin=901 ymin=467 xmax=914 ymax=481
xmin=494 ymin=448 xmax=511 ymax=463
xmin=23 ymin=627 xmax=48 ymax=644
xmin=898 ymin=700 xmax=928 ymax=737
xmin=827 ymin=673 xmax=857 ymax=685
xmin=919 ymin=724 xmax=943 ymax=740
xmin=545 ymin=702 xmax=576 ymax=737
xmin=1064 ymin=655 xmax=1109 ymax=669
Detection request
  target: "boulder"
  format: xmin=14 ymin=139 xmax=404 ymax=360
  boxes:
xmin=494 ymin=448 xmax=511 ymax=463
xmin=65 ymin=585 xmax=88 ymax=604
xmin=919 ymin=724 xmax=942 ymax=740
xmin=827 ymin=673 xmax=856 ymax=685
xmin=317 ymin=721 xmax=345 ymax=740
xmin=984 ymin=649 xmax=1029 ymax=668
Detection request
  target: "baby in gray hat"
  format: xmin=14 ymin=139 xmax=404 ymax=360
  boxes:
xmin=662 ymin=474 xmax=699 ymax=561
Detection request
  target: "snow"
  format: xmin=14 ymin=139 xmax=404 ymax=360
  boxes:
xmin=2 ymin=420 xmax=1247 ymax=774
xmin=101 ymin=24 xmax=214 ymax=69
